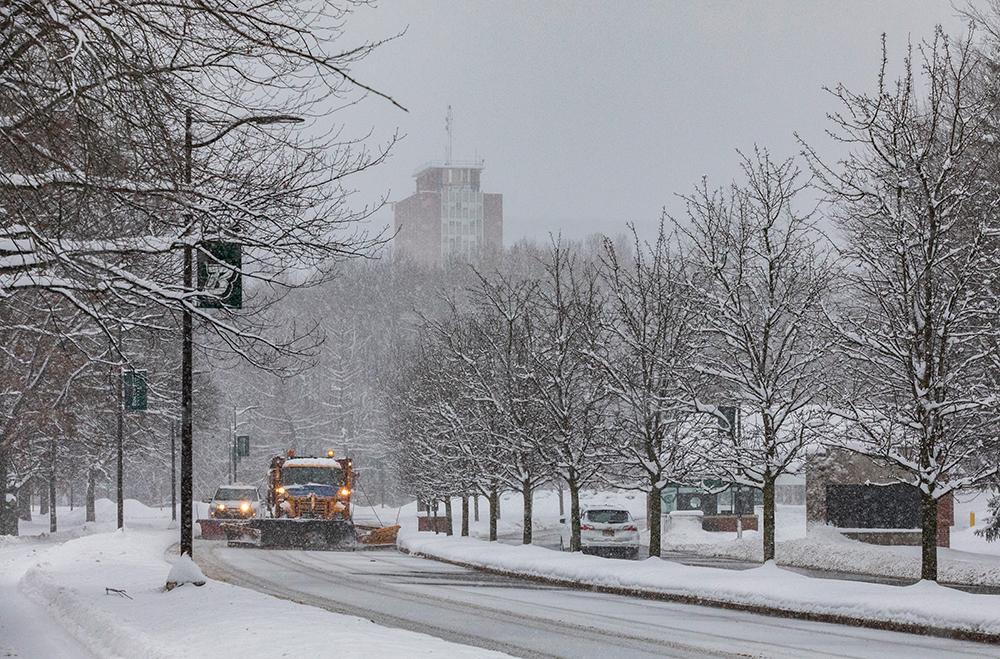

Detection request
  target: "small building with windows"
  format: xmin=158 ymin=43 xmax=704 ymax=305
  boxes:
xmin=661 ymin=481 xmax=761 ymax=532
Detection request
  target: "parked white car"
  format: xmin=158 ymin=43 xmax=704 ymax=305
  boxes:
xmin=559 ymin=507 xmax=640 ymax=559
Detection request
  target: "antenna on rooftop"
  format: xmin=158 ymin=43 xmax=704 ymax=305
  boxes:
xmin=445 ymin=105 xmax=453 ymax=164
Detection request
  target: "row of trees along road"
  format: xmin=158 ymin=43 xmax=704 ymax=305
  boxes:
xmin=394 ymin=30 xmax=1000 ymax=581
xmin=0 ymin=2 xmax=399 ymax=544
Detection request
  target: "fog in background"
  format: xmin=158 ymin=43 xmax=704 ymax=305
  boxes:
xmin=337 ymin=0 xmax=972 ymax=244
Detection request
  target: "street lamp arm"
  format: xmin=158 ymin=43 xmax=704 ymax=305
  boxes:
xmin=190 ymin=114 xmax=303 ymax=149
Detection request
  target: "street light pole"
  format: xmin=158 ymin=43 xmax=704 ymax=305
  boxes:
xmin=116 ymin=324 xmax=124 ymax=530
xmin=177 ymin=109 xmax=301 ymax=560
xmin=117 ymin=358 xmax=124 ymax=529
xmin=230 ymin=406 xmax=236 ymax=484
xmin=180 ymin=108 xmax=194 ymax=558
xmin=231 ymin=405 xmax=259 ymax=484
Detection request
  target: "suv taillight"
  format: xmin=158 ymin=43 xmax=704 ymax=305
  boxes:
xmin=623 ymin=525 xmax=637 ymax=531
xmin=580 ymin=524 xmax=595 ymax=531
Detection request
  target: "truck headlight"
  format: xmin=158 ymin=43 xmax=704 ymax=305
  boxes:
xmin=276 ymin=486 xmax=285 ymax=495
xmin=339 ymin=488 xmax=351 ymax=497
xmin=216 ymin=503 xmax=226 ymax=511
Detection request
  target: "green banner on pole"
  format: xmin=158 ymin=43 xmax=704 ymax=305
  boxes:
xmin=123 ymin=370 xmax=148 ymax=411
xmin=718 ymin=405 xmax=738 ymax=436
xmin=236 ymin=435 xmax=250 ymax=457
xmin=197 ymin=241 xmax=242 ymax=308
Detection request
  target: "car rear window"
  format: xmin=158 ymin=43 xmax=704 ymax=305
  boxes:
xmin=586 ymin=509 xmax=629 ymax=524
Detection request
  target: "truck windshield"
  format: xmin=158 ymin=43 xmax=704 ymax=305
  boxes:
xmin=281 ymin=467 xmax=341 ymax=487
xmin=215 ymin=488 xmax=257 ymax=501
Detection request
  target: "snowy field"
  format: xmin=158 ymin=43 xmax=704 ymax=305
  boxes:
xmin=2 ymin=499 xmax=504 ymax=658
xmin=390 ymin=487 xmax=1000 ymax=587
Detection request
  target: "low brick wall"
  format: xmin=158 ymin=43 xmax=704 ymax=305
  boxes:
xmin=702 ymin=515 xmax=758 ymax=533
xmin=841 ymin=526 xmax=951 ymax=548
xmin=841 ymin=530 xmax=920 ymax=546
xmin=417 ymin=515 xmax=452 ymax=533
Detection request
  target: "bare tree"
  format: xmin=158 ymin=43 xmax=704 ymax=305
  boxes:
xmin=528 ymin=241 xmax=611 ymax=552
xmin=426 ymin=274 xmax=550 ymax=544
xmin=2 ymin=1 xmax=398 ymax=366
xmin=679 ymin=148 xmax=836 ymax=563
xmin=803 ymin=31 xmax=1000 ymax=580
xmin=594 ymin=223 xmax=704 ymax=556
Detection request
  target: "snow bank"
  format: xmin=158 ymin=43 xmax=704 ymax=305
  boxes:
xmin=669 ymin=524 xmax=1000 ymax=586
xmin=399 ymin=530 xmax=1000 ymax=641
xmin=20 ymin=528 xmax=504 ymax=658
xmin=375 ymin=491 xmax=1000 ymax=587
xmin=92 ymin=497 xmax=164 ymax=518
xmin=165 ymin=553 xmax=206 ymax=587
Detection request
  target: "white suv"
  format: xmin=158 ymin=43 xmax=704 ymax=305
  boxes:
xmin=208 ymin=484 xmax=262 ymax=519
xmin=559 ymin=507 xmax=640 ymax=559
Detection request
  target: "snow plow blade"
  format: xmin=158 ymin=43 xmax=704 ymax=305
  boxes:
xmin=359 ymin=524 xmax=400 ymax=547
xmin=197 ymin=518 xmax=227 ymax=540
xmin=223 ymin=518 xmax=357 ymax=550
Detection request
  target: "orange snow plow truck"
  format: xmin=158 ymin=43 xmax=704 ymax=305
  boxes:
xmin=221 ymin=451 xmax=399 ymax=550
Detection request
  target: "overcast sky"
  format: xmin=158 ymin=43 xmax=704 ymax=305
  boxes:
xmin=337 ymin=1 xmax=974 ymax=244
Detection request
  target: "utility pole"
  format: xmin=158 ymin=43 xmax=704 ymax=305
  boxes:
xmin=445 ymin=105 xmax=454 ymax=164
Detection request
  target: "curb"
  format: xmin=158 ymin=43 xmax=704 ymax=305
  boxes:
xmin=399 ymin=545 xmax=1000 ymax=647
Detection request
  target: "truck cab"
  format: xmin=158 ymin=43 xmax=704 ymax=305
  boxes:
xmin=268 ymin=454 xmax=353 ymax=520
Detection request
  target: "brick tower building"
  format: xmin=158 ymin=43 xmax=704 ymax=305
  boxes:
xmin=393 ymin=161 xmax=503 ymax=267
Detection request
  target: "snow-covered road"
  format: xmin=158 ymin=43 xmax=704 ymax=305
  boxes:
xmin=197 ymin=541 xmax=996 ymax=658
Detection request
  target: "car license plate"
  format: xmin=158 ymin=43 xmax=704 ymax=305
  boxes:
xmin=602 ymin=529 xmax=614 ymax=536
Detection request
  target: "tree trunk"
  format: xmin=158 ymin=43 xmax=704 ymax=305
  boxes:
xmin=461 ymin=495 xmax=469 ymax=537
xmin=569 ymin=478 xmax=581 ymax=552
xmin=522 ymin=478 xmax=533 ymax=545
xmin=444 ymin=497 xmax=454 ymax=536
xmin=473 ymin=494 xmax=479 ymax=522
xmin=558 ymin=482 xmax=564 ymax=516
xmin=48 ymin=444 xmax=57 ymax=534
xmin=762 ymin=476 xmax=775 ymax=563
xmin=0 ymin=452 xmax=17 ymax=536
xmin=431 ymin=500 xmax=439 ymax=534
xmin=648 ymin=479 xmax=662 ymax=557
xmin=17 ymin=482 xmax=31 ymax=522
xmin=39 ymin=480 xmax=49 ymax=515
xmin=489 ymin=481 xmax=499 ymax=541
xmin=646 ymin=488 xmax=652 ymax=526
xmin=86 ymin=468 xmax=96 ymax=523
xmin=921 ymin=490 xmax=939 ymax=581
